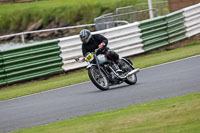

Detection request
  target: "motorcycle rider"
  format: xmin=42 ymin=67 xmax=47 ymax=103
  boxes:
xmin=79 ymin=29 xmax=122 ymax=73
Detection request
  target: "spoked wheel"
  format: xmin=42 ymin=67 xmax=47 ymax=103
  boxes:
xmin=120 ymin=59 xmax=137 ymax=85
xmin=88 ymin=66 xmax=109 ymax=91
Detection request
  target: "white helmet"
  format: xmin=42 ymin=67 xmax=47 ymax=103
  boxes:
xmin=79 ymin=29 xmax=92 ymax=43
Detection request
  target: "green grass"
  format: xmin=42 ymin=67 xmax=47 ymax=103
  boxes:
xmin=0 ymin=41 xmax=200 ymax=101
xmin=12 ymin=92 xmax=200 ymax=133
xmin=133 ymin=41 xmax=200 ymax=68
xmin=0 ymin=0 xmax=166 ymax=34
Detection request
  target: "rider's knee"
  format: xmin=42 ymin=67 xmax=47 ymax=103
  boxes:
xmin=107 ymin=50 xmax=119 ymax=63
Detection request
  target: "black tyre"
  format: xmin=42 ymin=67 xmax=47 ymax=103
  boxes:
xmin=88 ymin=66 xmax=109 ymax=91
xmin=125 ymin=73 xmax=137 ymax=85
xmin=120 ymin=59 xmax=137 ymax=85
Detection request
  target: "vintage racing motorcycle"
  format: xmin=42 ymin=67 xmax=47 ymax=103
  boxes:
xmin=76 ymin=49 xmax=139 ymax=91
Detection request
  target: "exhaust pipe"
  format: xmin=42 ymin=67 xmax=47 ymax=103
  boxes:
xmin=127 ymin=68 xmax=140 ymax=77
xmin=109 ymin=67 xmax=140 ymax=79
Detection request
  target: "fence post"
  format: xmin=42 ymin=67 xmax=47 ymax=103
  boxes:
xmin=148 ymin=0 xmax=154 ymax=18
xmin=21 ymin=33 xmax=25 ymax=44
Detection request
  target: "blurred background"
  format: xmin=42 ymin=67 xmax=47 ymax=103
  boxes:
xmin=0 ymin=0 xmax=199 ymax=50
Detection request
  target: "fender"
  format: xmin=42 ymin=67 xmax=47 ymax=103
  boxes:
xmin=121 ymin=58 xmax=134 ymax=69
xmin=87 ymin=64 xmax=111 ymax=80
xmin=86 ymin=64 xmax=97 ymax=70
xmin=87 ymin=64 xmax=107 ymax=74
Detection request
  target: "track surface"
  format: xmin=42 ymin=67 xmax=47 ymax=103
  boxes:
xmin=0 ymin=55 xmax=200 ymax=133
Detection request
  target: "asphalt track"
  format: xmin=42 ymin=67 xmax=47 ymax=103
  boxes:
xmin=0 ymin=55 xmax=200 ymax=133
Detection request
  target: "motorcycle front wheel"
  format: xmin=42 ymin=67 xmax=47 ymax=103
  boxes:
xmin=88 ymin=66 xmax=109 ymax=91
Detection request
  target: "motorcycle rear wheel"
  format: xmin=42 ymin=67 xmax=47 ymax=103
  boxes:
xmin=120 ymin=59 xmax=137 ymax=85
xmin=88 ymin=66 xmax=109 ymax=91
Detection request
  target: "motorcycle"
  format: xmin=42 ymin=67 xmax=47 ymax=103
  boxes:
xmin=75 ymin=49 xmax=139 ymax=91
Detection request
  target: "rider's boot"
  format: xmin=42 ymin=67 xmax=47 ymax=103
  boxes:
xmin=112 ymin=63 xmax=123 ymax=73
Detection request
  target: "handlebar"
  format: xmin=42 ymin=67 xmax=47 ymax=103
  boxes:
xmin=95 ymin=48 xmax=104 ymax=55
xmin=75 ymin=57 xmax=80 ymax=62
xmin=75 ymin=48 xmax=103 ymax=63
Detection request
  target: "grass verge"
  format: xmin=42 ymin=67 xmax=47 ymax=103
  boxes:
xmin=0 ymin=41 xmax=200 ymax=101
xmin=12 ymin=92 xmax=200 ymax=133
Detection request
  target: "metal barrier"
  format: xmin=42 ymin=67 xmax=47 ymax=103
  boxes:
xmin=0 ymin=40 xmax=63 ymax=86
xmin=139 ymin=16 xmax=168 ymax=51
xmin=139 ymin=10 xmax=187 ymax=52
xmin=116 ymin=6 xmax=136 ymax=14
xmin=94 ymin=1 xmax=169 ymax=31
xmin=166 ymin=10 xmax=186 ymax=44
xmin=0 ymin=51 xmax=6 ymax=86
xmin=183 ymin=3 xmax=200 ymax=37
xmin=136 ymin=1 xmax=169 ymax=16
xmin=95 ymin=8 xmax=160 ymax=30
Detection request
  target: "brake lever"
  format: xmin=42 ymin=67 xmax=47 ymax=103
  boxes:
xmin=75 ymin=57 xmax=79 ymax=62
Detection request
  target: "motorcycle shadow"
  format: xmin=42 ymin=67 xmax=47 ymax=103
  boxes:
xmin=88 ymin=83 xmax=140 ymax=93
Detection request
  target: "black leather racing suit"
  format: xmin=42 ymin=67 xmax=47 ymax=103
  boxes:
xmin=82 ymin=34 xmax=119 ymax=63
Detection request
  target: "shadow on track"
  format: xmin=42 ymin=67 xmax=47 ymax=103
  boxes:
xmin=87 ymin=83 xmax=141 ymax=94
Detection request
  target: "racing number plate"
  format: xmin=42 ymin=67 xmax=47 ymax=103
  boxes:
xmin=85 ymin=53 xmax=94 ymax=62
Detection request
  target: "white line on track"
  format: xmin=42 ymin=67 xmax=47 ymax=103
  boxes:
xmin=141 ymin=54 xmax=200 ymax=70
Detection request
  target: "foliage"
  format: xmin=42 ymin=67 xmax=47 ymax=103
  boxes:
xmin=0 ymin=0 xmax=164 ymax=33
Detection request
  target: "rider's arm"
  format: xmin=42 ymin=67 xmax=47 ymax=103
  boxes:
xmin=99 ymin=34 xmax=108 ymax=47
xmin=93 ymin=34 xmax=108 ymax=47
xmin=82 ymin=45 xmax=87 ymax=57
xmin=81 ymin=46 xmax=86 ymax=62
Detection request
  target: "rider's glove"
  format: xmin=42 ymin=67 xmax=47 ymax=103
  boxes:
xmin=81 ymin=57 xmax=85 ymax=62
xmin=98 ymin=42 xmax=105 ymax=49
